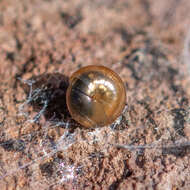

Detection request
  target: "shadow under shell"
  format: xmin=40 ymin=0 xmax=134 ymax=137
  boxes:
xmin=20 ymin=73 xmax=79 ymax=128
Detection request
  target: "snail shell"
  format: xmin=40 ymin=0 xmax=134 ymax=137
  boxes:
xmin=66 ymin=65 xmax=126 ymax=128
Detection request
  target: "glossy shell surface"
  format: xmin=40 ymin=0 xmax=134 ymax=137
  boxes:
xmin=66 ymin=65 xmax=126 ymax=128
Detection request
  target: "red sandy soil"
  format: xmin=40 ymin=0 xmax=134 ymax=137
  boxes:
xmin=0 ymin=0 xmax=190 ymax=189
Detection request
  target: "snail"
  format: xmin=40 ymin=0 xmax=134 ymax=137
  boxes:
xmin=66 ymin=65 xmax=126 ymax=128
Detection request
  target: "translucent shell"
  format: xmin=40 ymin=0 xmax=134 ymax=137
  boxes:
xmin=66 ymin=65 xmax=126 ymax=128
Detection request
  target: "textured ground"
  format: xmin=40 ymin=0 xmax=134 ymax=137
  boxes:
xmin=1 ymin=0 xmax=190 ymax=189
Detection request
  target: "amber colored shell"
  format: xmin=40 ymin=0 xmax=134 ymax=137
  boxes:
xmin=66 ymin=65 xmax=126 ymax=128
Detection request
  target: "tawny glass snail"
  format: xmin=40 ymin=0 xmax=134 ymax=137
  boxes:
xmin=66 ymin=65 xmax=126 ymax=128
